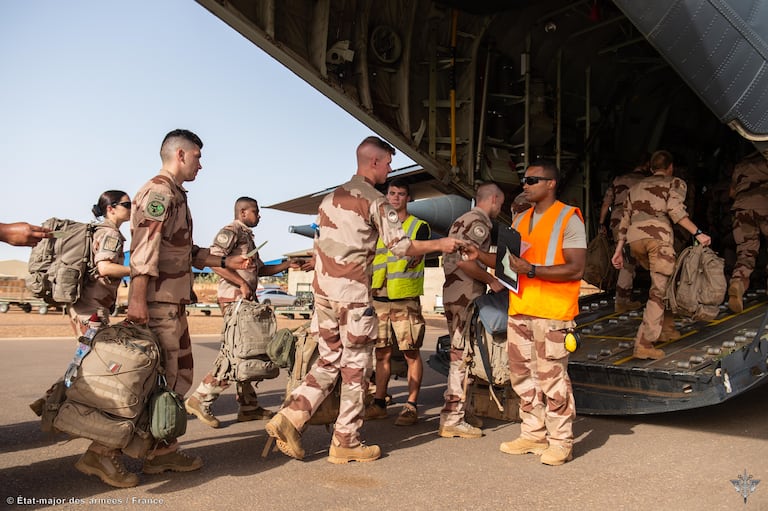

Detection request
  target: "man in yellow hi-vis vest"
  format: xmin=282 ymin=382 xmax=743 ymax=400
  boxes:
xmin=366 ymin=178 xmax=431 ymax=426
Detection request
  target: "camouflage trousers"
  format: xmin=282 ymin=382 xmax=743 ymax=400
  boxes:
xmin=190 ymin=351 xmax=261 ymax=410
xmin=731 ymin=208 xmax=768 ymax=288
xmin=611 ymin=226 xmax=637 ymax=303
xmin=507 ymin=314 xmax=576 ymax=447
xmin=280 ymin=297 xmax=376 ymax=448
xmin=440 ymin=304 xmax=472 ymax=426
xmin=629 ymin=239 xmax=676 ymax=348
xmin=147 ymin=302 xmax=194 ymax=397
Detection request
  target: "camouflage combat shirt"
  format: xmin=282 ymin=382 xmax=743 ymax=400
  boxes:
xmin=130 ymin=169 xmax=210 ymax=304
xmin=312 ymin=174 xmax=411 ymax=304
xmin=442 ymin=207 xmax=493 ymax=307
xmin=210 ymin=220 xmax=262 ymax=303
xmin=602 ymin=169 xmax=647 ymax=230
xmin=731 ymin=156 xmax=768 ymax=212
xmin=617 ymin=173 xmax=689 ymax=245
xmin=71 ymin=220 xmax=125 ymax=315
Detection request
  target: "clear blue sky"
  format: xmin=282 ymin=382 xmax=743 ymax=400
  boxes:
xmin=0 ymin=0 xmax=414 ymax=264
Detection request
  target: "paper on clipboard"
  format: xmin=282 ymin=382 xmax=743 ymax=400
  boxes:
xmin=246 ymin=240 xmax=268 ymax=258
xmin=495 ymin=225 xmax=521 ymax=294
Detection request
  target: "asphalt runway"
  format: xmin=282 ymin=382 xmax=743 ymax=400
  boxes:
xmin=1 ymin=325 xmax=766 ymax=510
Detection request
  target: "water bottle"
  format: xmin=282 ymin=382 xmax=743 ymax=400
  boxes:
xmin=64 ymin=315 xmax=99 ymax=387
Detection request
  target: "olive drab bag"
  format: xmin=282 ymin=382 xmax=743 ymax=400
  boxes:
xmin=26 ymin=218 xmax=98 ymax=305
xmin=583 ymin=233 xmax=618 ymax=291
xmin=665 ymin=244 xmax=727 ymax=321
xmin=283 ymin=322 xmax=340 ymax=426
xmin=222 ymin=299 xmax=279 ymax=381
xmin=52 ymin=322 xmax=165 ymax=456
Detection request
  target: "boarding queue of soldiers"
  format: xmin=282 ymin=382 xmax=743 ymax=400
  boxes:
xmin=11 ymin=134 xmax=768 ymax=487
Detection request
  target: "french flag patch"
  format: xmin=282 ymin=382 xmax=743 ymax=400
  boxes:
xmin=108 ymin=361 xmax=122 ymax=373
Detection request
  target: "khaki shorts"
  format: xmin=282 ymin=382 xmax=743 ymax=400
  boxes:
xmin=373 ymin=298 xmax=425 ymax=351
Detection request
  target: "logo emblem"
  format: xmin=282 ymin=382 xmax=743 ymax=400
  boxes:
xmin=148 ymin=201 xmax=165 ymax=217
xmin=387 ymin=210 xmax=399 ymax=224
xmin=731 ymin=469 xmax=760 ymax=504
xmin=473 ymin=225 xmax=487 ymax=239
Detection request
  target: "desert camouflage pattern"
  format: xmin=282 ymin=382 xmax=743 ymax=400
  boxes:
xmin=617 ymin=173 xmax=689 ymax=246
xmin=629 ymin=237 xmax=677 ymax=348
xmin=280 ymin=297 xmax=376 ymax=448
xmin=618 ymin=173 xmax=692 ymax=348
xmin=440 ymin=303 xmax=474 ymax=426
xmin=440 ymin=209 xmax=492 ymax=426
xmin=603 ymin=170 xmax=647 ymax=234
xmin=442 ymin=207 xmax=493 ymax=307
xmin=312 ymin=174 xmax=411 ymax=304
xmin=209 ymin=220 xmax=262 ymax=303
xmin=507 ymin=315 xmax=575 ymax=448
xmin=372 ymin=298 xmax=425 ymax=351
xmin=730 ymin=156 xmax=768 ymax=288
xmin=129 ymin=170 xmax=210 ymax=304
xmin=70 ymin=221 xmax=126 ymax=329
xmin=146 ymin=302 xmax=193 ymax=396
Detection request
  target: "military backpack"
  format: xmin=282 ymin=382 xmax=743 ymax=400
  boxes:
xmin=666 ymin=244 xmax=727 ymax=321
xmin=26 ymin=217 xmax=98 ymax=305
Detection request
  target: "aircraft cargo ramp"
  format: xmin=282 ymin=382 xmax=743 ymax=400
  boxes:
xmin=572 ymin=290 xmax=768 ymax=415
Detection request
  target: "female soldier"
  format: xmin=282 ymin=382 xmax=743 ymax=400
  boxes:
xmin=69 ymin=190 xmax=138 ymax=488
xmin=68 ymin=190 xmax=132 ymax=335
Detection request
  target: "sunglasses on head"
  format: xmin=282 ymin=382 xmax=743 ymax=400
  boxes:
xmin=522 ymin=176 xmax=554 ymax=186
xmin=112 ymin=201 xmax=132 ymax=209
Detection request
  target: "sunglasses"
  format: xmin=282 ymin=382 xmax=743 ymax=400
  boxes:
xmin=522 ymin=176 xmax=554 ymax=186
xmin=112 ymin=201 xmax=132 ymax=209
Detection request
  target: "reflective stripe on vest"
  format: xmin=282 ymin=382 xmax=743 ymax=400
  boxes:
xmin=371 ymin=215 xmax=427 ymax=298
xmin=510 ymin=201 xmax=582 ymax=321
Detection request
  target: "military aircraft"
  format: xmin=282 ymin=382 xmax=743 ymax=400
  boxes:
xmin=195 ymin=0 xmax=768 ymax=415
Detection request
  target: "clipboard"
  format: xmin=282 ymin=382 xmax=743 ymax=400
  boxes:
xmin=495 ymin=225 xmax=521 ymax=293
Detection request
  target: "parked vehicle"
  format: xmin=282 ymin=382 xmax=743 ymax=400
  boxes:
xmin=256 ymin=288 xmax=297 ymax=307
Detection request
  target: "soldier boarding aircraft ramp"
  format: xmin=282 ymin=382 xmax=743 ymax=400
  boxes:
xmin=195 ymin=0 xmax=768 ymax=414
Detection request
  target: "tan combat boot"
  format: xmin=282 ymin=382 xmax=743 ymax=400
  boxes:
xmin=327 ymin=438 xmax=381 ymax=464
xmin=142 ymin=449 xmax=203 ymax=474
xmin=728 ymin=279 xmax=744 ymax=313
xmin=633 ymin=346 xmax=665 ymax=360
xmin=499 ymin=437 xmax=548 ymax=455
xmin=438 ymin=420 xmax=482 ymax=439
xmin=185 ymin=396 xmax=220 ymax=428
xmin=265 ymin=413 xmax=305 ymax=460
xmin=540 ymin=444 xmax=573 ymax=466
xmin=237 ymin=405 xmax=275 ymax=422
xmin=75 ymin=450 xmax=139 ymax=488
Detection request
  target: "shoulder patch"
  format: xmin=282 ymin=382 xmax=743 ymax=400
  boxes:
xmin=472 ymin=224 xmax=488 ymax=240
xmin=214 ymin=229 xmax=236 ymax=250
xmin=387 ymin=209 xmax=399 ymax=224
xmin=102 ymin=235 xmax=120 ymax=253
xmin=145 ymin=191 xmax=169 ymax=220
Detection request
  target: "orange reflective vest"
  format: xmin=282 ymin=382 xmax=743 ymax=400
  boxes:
xmin=509 ymin=201 xmax=582 ymax=321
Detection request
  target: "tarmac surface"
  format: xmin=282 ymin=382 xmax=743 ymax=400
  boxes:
xmin=1 ymin=322 xmax=767 ymax=510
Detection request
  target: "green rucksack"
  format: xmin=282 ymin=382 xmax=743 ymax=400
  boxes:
xmin=26 ymin=218 xmax=98 ymax=305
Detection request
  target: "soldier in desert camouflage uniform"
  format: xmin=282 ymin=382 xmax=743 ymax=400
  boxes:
xmin=612 ymin=150 xmax=711 ymax=360
xmin=127 ymin=129 xmax=252 ymax=476
xmin=265 ymin=136 xmax=466 ymax=464
xmin=186 ymin=197 xmax=295 ymax=428
xmin=438 ymin=182 xmax=505 ymax=440
xmin=64 ymin=190 xmax=138 ymax=488
xmin=598 ymin=155 xmax=649 ymax=312
xmin=727 ymin=153 xmax=768 ymax=312
xmin=494 ymin=160 xmax=586 ymax=466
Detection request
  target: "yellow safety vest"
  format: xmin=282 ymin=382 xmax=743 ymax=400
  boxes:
xmin=371 ymin=215 xmax=428 ymax=299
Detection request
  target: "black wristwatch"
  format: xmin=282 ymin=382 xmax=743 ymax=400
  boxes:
xmin=527 ymin=265 xmax=536 ymax=279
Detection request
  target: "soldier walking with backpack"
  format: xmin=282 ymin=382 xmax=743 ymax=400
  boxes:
xmin=55 ymin=190 xmax=136 ymax=487
xmin=611 ymin=150 xmax=711 ymax=360
xmin=127 ymin=129 xmax=253 ymax=476
xmin=186 ymin=197 xmax=296 ymax=428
